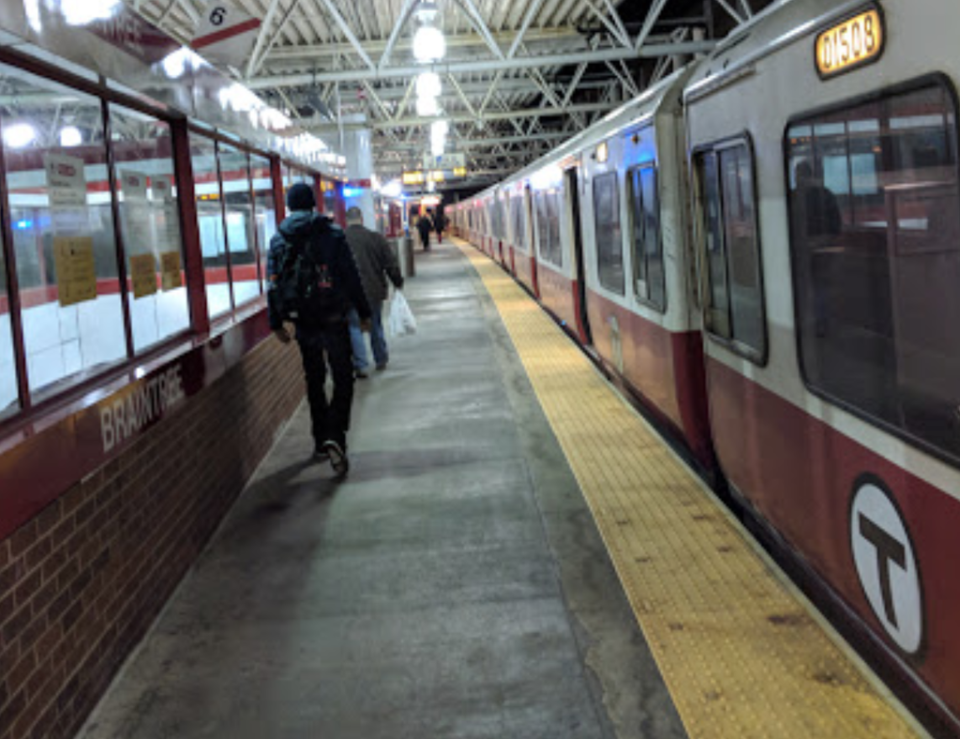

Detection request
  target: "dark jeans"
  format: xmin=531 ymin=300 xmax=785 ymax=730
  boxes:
xmin=296 ymin=321 xmax=354 ymax=449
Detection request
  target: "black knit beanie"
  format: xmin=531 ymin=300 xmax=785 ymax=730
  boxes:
xmin=286 ymin=182 xmax=315 ymax=211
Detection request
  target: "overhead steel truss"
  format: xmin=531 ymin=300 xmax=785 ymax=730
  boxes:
xmin=130 ymin=0 xmax=754 ymax=187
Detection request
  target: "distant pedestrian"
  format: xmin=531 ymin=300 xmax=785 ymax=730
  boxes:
xmin=417 ymin=212 xmax=433 ymax=251
xmin=434 ymin=211 xmax=446 ymax=244
xmin=343 ymin=206 xmax=404 ymax=377
xmin=268 ymin=183 xmax=372 ymax=476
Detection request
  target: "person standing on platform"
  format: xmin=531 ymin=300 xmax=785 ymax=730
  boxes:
xmin=268 ymin=183 xmax=371 ymax=476
xmin=344 ymin=206 xmax=404 ymax=377
xmin=417 ymin=211 xmax=433 ymax=251
xmin=434 ymin=210 xmax=446 ymax=244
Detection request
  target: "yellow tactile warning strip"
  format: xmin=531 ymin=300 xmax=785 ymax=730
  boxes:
xmin=454 ymin=238 xmax=926 ymax=739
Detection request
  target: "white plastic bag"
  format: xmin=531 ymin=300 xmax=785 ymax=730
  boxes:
xmin=387 ymin=290 xmax=417 ymax=338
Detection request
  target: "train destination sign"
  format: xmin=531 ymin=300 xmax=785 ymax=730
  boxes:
xmin=815 ymin=8 xmax=883 ymax=78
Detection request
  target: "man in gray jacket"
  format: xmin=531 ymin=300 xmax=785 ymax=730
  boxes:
xmin=344 ymin=206 xmax=404 ymax=376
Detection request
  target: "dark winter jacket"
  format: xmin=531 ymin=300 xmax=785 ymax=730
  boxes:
xmin=417 ymin=215 xmax=433 ymax=239
xmin=267 ymin=211 xmax=372 ymax=330
xmin=344 ymin=224 xmax=404 ymax=304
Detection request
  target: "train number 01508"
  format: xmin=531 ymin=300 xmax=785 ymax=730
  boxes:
xmin=816 ymin=9 xmax=883 ymax=77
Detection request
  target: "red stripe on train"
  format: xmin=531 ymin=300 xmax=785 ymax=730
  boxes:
xmin=705 ymin=357 xmax=960 ymax=724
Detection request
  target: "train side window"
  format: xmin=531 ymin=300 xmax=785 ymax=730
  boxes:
xmin=493 ymin=196 xmax=505 ymax=242
xmin=549 ymin=190 xmax=562 ymax=266
xmin=693 ymin=141 xmax=766 ymax=361
xmin=535 ymin=190 xmax=562 ymax=267
xmin=593 ymin=172 xmax=625 ymax=295
xmin=108 ymin=104 xmax=189 ymax=354
xmin=785 ymin=77 xmax=960 ymax=461
xmin=628 ymin=165 xmax=666 ymax=311
xmin=219 ymin=144 xmax=259 ymax=308
xmin=1 ymin=68 xmax=127 ymax=400
xmin=509 ymin=195 xmax=524 ymax=250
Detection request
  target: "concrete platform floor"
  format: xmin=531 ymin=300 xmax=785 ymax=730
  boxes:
xmin=77 ymin=240 xmax=687 ymax=739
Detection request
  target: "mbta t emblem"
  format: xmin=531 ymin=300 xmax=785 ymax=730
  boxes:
xmin=850 ymin=478 xmax=923 ymax=655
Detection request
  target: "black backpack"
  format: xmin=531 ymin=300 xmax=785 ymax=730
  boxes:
xmin=276 ymin=221 xmax=341 ymax=323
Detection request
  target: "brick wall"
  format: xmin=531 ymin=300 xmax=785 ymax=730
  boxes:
xmin=0 ymin=338 xmax=304 ymax=739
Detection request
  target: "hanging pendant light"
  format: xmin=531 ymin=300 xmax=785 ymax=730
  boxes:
xmin=416 ymin=95 xmax=439 ymax=117
xmin=416 ymin=71 xmax=442 ymax=99
xmin=413 ymin=25 xmax=446 ymax=63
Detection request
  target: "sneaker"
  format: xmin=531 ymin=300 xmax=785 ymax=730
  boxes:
xmin=322 ymin=440 xmax=350 ymax=477
xmin=313 ymin=446 xmax=329 ymax=462
xmin=375 ymin=362 xmax=388 ymax=371
xmin=355 ymin=369 xmax=369 ymax=379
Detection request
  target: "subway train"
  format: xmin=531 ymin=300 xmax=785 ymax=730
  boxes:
xmin=453 ymin=0 xmax=960 ymax=734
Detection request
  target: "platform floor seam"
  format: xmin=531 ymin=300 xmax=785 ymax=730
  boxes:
xmin=454 ymin=240 xmax=922 ymax=739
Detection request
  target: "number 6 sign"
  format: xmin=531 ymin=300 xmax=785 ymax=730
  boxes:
xmin=190 ymin=0 xmax=261 ymax=68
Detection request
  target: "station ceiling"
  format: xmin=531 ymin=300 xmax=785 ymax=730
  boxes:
xmin=126 ymin=0 xmax=775 ymax=192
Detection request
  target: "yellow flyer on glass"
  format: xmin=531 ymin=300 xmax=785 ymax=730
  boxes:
xmin=129 ymin=253 xmax=158 ymax=299
xmin=160 ymin=251 xmax=183 ymax=291
xmin=53 ymin=236 xmax=97 ymax=307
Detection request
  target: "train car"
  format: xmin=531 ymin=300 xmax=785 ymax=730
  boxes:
xmin=484 ymin=68 xmax=713 ymax=464
xmin=463 ymin=0 xmax=960 ymax=731
xmin=576 ymin=67 xmax=713 ymax=467
xmin=684 ymin=0 xmax=960 ymax=731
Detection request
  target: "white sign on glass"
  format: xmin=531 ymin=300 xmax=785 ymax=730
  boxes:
xmin=44 ymin=153 xmax=87 ymax=207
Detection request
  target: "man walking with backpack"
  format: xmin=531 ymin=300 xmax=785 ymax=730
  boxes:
xmin=268 ymin=183 xmax=372 ymax=476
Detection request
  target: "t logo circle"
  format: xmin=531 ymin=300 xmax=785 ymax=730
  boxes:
xmin=850 ymin=478 xmax=923 ymax=655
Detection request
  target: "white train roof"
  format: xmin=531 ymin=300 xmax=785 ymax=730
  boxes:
xmin=685 ymin=0 xmax=866 ymax=102
xmin=473 ymin=64 xmax=693 ymax=201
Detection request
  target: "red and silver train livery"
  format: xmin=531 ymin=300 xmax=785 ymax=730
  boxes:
xmin=454 ymin=0 xmax=960 ymax=733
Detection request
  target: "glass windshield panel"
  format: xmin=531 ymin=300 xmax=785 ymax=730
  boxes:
xmin=0 ymin=236 xmax=16 ymax=417
xmin=219 ymin=144 xmax=259 ymax=307
xmin=109 ymin=104 xmax=188 ymax=353
xmin=251 ymin=153 xmax=276 ymax=292
xmin=190 ymin=134 xmax=230 ymax=318
xmin=2 ymin=66 xmax=126 ymax=399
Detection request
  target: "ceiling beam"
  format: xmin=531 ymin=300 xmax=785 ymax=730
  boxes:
xmin=507 ymin=0 xmax=548 ymax=59
xmin=300 ymin=77 xmax=611 ymax=105
xmin=374 ymin=131 xmax=570 ymax=151
xmin=318 ymin=0 xmax=376 ymax=70
xmin=244 ymin=0 xmax=284 ymax=79
xmin=249 ymin=40 xmax=717 ymax=88
xmin=308 ymin=101 xmax=617 ymax=131
xmin=634 ymin=0 xmax=670 ymax=53
xmin=263 ymin=26 xmax=584 ymax=62
xmin=580 ymin=0 xmax=631 ymax=48
xmin=714 ymin=0 xmax=745 ymax=25
xmin=450 ymin=0 xmax=505 ymax=60
xmin=378 ymin=0 xmax=418 ymax=70
xmin=245 ymin=0 xmax=311 ymax=80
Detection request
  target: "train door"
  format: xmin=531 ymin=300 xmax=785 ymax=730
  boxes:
xmin=563 ymin=167 xmax=592 ymax=345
